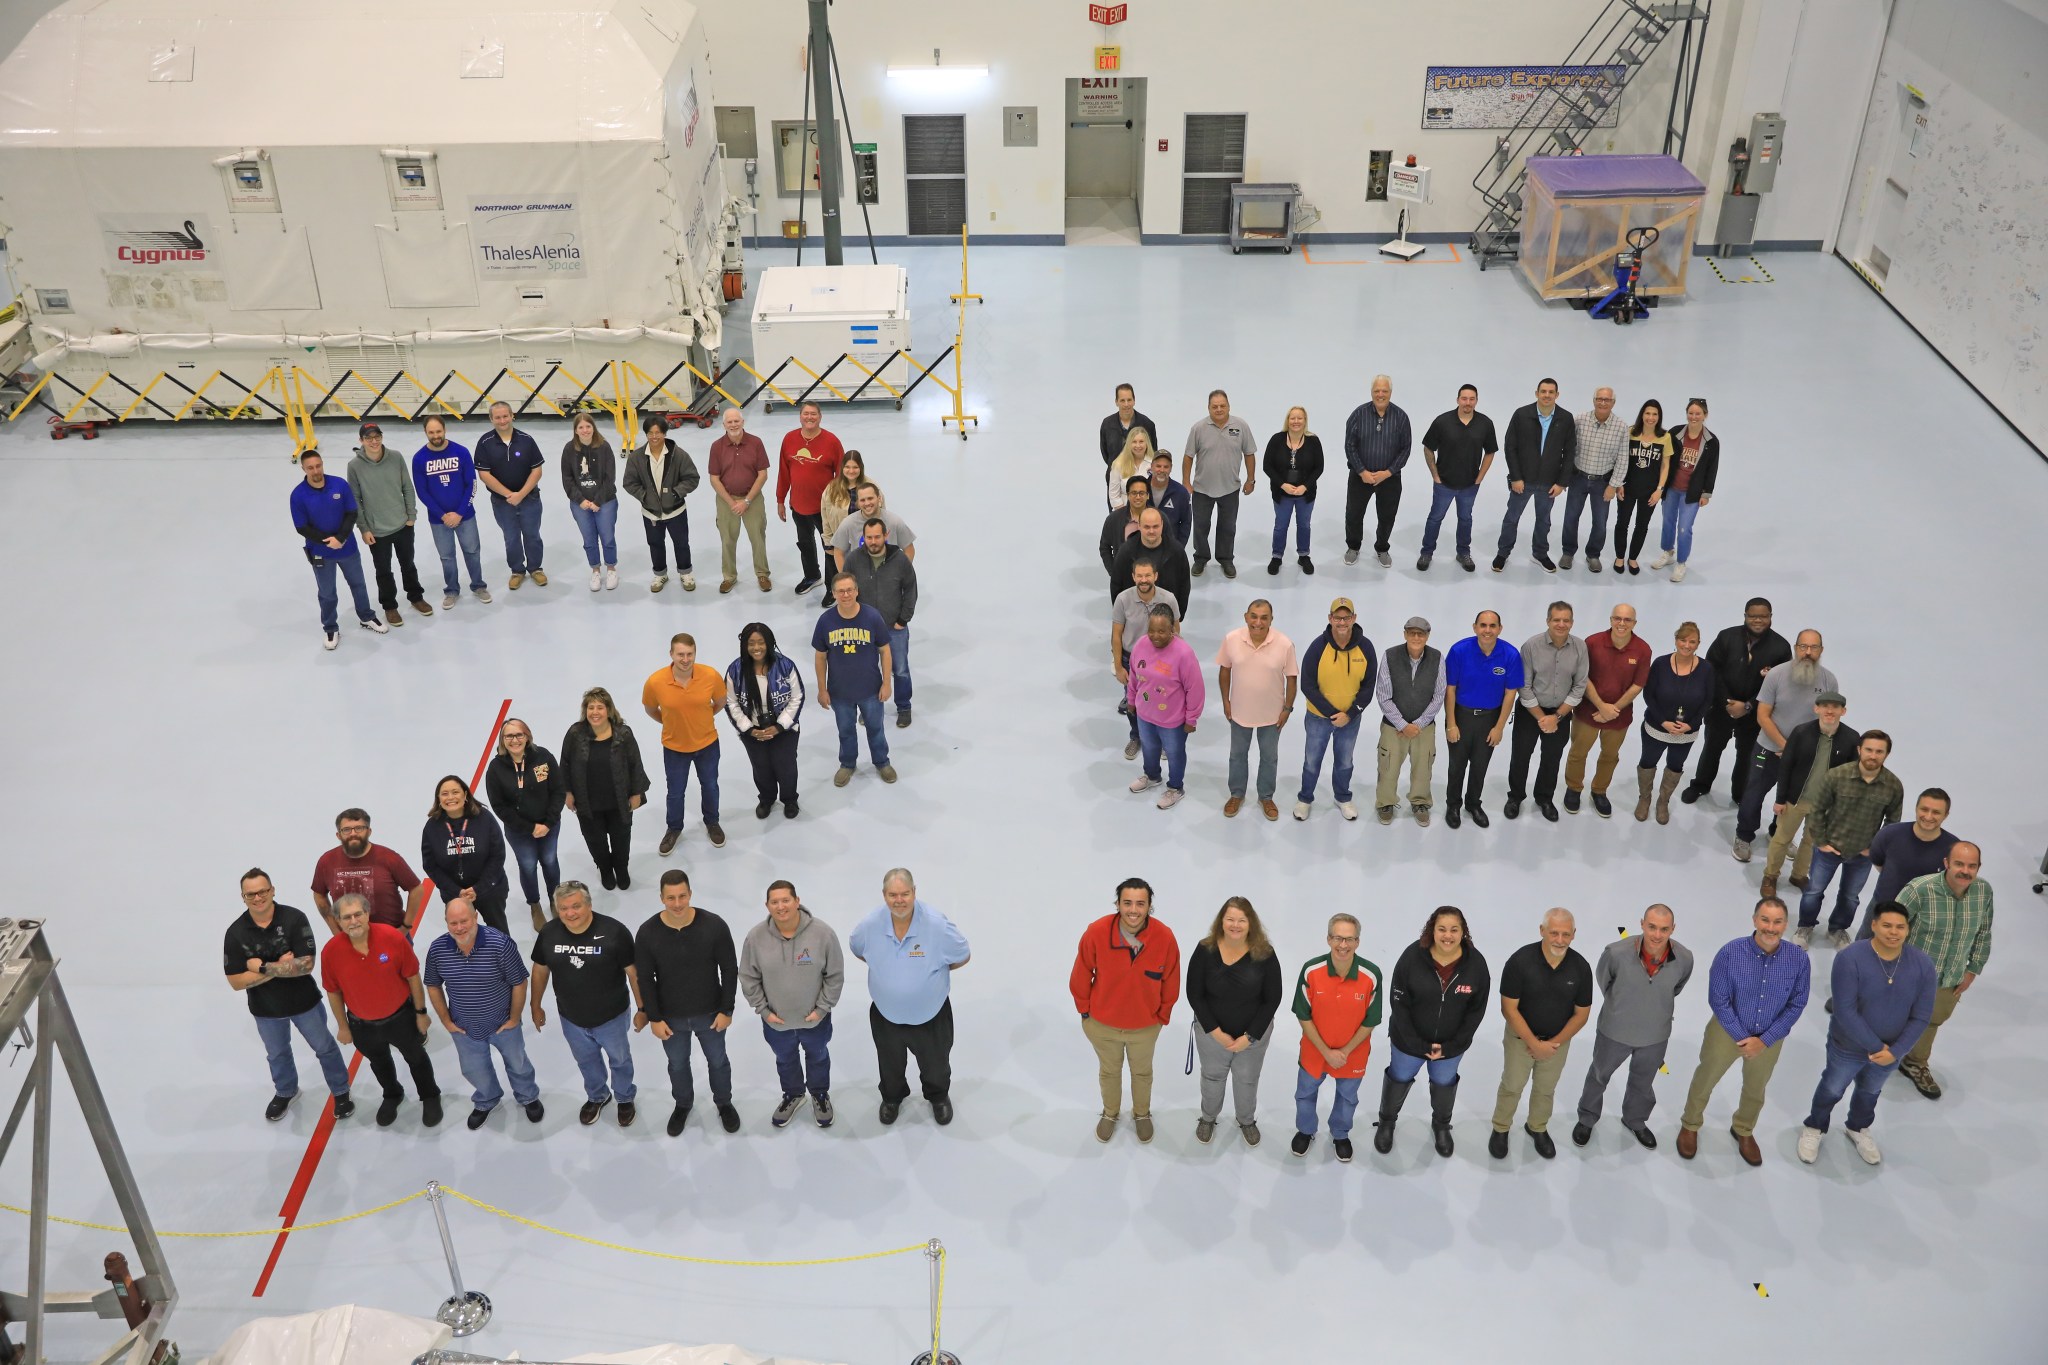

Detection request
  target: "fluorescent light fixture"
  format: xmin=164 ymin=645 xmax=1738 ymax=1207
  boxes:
xmin=887 ymin=64 xmax=988 ymax=80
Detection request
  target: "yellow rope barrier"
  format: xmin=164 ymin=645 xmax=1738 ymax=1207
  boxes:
xmin=0 ymin=1189 xmax=427 ymax=1240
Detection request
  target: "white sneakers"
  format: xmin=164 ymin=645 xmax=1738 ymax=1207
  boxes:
xmin=1156 ymin=787 xmax=1184 ymax=810
xmin=1798 ymin=1126 xmax=1823 ymax=1163
xmin=681 ymin=571 xmax=698 ymax=592
xmin=360 ymin=616 xmax=389 ymax=634
xmin=1671 ymin=563 xmax=1688 ymax=583
xmin=1338 ymin=801 xmax=1359 ymax=821
xmin=589 ymin=567 xmax=602 ymax=591
xmin=1845 ymin=1127 xmax=1881 ymax=1164
xmin=650 ymin=573 xmax=668 ymax=593
xmin=1790 ymin=925 xmax=1815 ymax=948
xmin=1650 ymin=550 xmax=1676 ymax=570
xmin=604 ymin=565 xmax=619 ymax=590
xmin=323 ymin=630 xmax=339 ymax=650
xmin=1129 ymin=775 xmax=1157 ymax=793
xmin=1293 ymin=801 xmax=1312 ymax=821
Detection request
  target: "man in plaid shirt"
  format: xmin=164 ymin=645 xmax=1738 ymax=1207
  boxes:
xmin=1793 ymin=730 xmax=1904 ymax=948
xmin=1897 ymin=844 xmax=1992 ymax=1099
xmin=1558 ymin=387 xmax=1625 ymax=572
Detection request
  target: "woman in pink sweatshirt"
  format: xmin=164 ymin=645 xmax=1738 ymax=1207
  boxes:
xmin=1127 ymin=604 xmax=1205 ymax=809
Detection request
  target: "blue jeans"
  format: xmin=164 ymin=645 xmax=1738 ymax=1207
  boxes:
xmin=1227 ymin=721 xmax=1281 ymax=801
xmin=1297 ymin=711 xmax=1360 ymax=804
xmin=663 ymin=742 xmax=720 ymax=831
xmin=832 ymin=694 xmax=890 ymax=769
xmin=561 ymin=1008 xmax=636 ymax=1104
xmin=450 ymin=1024 xmax=540 ymax=1111
xmin=1803 ymin=1039 xmax=1898 ymax=1133
xmin=570 ymin=499 xmax=620 ymax=568
xmin=1799 ymin=846 xmax=1873 ymax=931
xmin=503 ymin=821 xmax=561 ymax=907
xmin=1495 ymin=484 xmax=1556 ymax=558
xmin=659 ymin=1013 xmax=733 ymax=1108
xmin=1419 ymin=482 xmax=1478 ymax=557
xmin=429 ymin=516 xmax=486 ymax=594
xmin=1270 ymin=496 xmax=1313 ymax=556
xmin=254 ymin=1003 xmax=351 ymax=1099
xmin=309 ymin=553 xmax=374 ymax=633
xmin=763 ymin=1015 xmax=833 ymax=1099
xmin=889 ymin=626 xmax=913 ymax=713
xmin=490 ymin=496 xmax=545 ymax=573
xmin=1384 ymin=1043 xmax=1463 ymax=1087
xmin=1659 ymin=496 xmax=1701 ymax=563
xmin=1294 ymin=1065 xmax=1363 ymax=1139
xmin=1136 ymin=717 xmax=1188 ymax=789
xmin=1559 ymin=470 xmax=1613 ymax=558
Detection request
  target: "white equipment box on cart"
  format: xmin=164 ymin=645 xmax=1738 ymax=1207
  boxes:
xmin=751 ymin=264 xmax=913 ymax=407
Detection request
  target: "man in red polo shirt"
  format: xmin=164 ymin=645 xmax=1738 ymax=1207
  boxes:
xmin=776 ymin=402 xmax=843 ymax=597
xmin=321 ymin=893 xmax=443 ymax=1128
xmin=1070 ymin=877 xmax=1181 ymax=1145
xmin=311 ymin=807 xmax=429 ymax=934
xmin=1565 ymin=601 xmax=1652 ymax=817
xmin=1290 ymin=913 xmax=1383 ymax=1162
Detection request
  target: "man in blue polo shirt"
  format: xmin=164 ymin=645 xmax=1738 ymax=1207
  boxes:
xmin=848 ymin=867 xmax=970 ymax=1127
xmin=424 ymin=899 xmax=544 ymax=1130
xmin=1442 ymin=609 xmax=1523 ymax=828
xmin=290 ymin=450 xmax=388 ymax=650
xmin=473 ymin=400 xmax=548 ymax=589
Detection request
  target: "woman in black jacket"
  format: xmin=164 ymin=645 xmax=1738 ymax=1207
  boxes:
xmin=561 ymin=412 xmax=620 ymax=591
xmin=1374 ymin=906 xmax=1491 ymax=1157
xmin=1263 ymin=405 xmax=1326 ymax=577
xmin=421 ymin=774 xmax=511 ymax=937
xmin=558 ymin=686 xmax=650 ymax=891
xmin=1650 ymin=397 xmax=1719 ymax=583
xmin=1183 ymin=896 xmax=1284 ymax=1146
xmin=1634 ymin=622 xmax=1717 ymax=825
xmin=485 ymin=717 xmax=567 ymax=933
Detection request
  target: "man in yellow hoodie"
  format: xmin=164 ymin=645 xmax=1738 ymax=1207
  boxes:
xmin=1294 ymin=598 xmax=1377 ymax=822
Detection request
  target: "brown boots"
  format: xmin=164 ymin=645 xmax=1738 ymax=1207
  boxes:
xmin=1634 ymin=767 xmax=1655 ymax=821
xmin=1656 ymin=770 xmax=1683 ymax=824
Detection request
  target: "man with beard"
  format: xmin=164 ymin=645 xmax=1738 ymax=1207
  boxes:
xmin=312 ymin=807 xmax=430 ymax=935
xmin=1684 ymin=598 xmax=1791 ymax=807
xmin=1734 ymin=630 xmax=1838 ymax=864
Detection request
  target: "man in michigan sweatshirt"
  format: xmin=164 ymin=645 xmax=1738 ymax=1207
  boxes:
xmin=738 ymin=881 xmax=846 ymax=1130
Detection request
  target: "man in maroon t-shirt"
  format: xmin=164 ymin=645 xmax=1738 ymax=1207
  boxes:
xmin=776 ymin=401 xmax=844 ymax=596
xmin=320 ymin=893 xmax=442 ymax=1127
xmin=1564 ymin=603 xmax=1652 ymax=817
xmin=311 ymin=807 xmax=428 ymax=934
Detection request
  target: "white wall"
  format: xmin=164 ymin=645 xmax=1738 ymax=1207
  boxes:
xmin=697 ymin=0 xmax=1756 ymax=240
xmin=1835 ymin=0 xmax=2048 ymax=448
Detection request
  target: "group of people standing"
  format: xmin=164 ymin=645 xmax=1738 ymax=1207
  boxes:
xmin=290 ymin=399 xmax=912 ymax=651
xmin=1098 ymin=376 xmax=1718 ymax=587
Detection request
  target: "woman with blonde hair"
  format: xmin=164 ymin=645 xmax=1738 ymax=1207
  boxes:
xmin=820 ymin=449 xmax=868 ymax=546
xmin=1262 ymin=405 xmax=1325 ymax=575
xmin=558 ymin=686 xmax=650 ymax=890
xmin=1106 ymin=426 xmax=1157 ymax=511
xmin=1183 ymin=895 xmax=1283 ymax=1146
xmin=485 ymin=717 xmax=566 ymax=931
xmin=1634 ymin=621 xmax=1716 ymax=824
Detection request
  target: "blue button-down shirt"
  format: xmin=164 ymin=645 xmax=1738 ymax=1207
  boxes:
xmin=849 ymin=900 xmax=971 ymax=1026
xmin=1444 ymin=637 xmax=1525 ymax=713
xmin=1707 ymin=933 xmax=1810 ymax=1047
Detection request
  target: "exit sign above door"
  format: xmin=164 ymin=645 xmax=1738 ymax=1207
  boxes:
xmin=1089 ymin=4 xmax=1128 ymax=23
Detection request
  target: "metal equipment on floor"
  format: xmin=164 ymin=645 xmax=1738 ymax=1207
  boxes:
xmin=1228 ymin=183 xmax=1301 ymax=253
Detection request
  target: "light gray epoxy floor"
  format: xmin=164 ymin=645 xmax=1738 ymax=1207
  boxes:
xmin=2 ymin=245 xmax=2044 ymax=1364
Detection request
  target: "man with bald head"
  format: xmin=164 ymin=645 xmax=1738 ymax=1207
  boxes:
xmin=1109 ymin=505 xmax=1192 ymax=609
xmin=1558 ymin=386 xmax=1623 ymax=572
xmin=1443 ymin=608 xmax=1523 ymax=828
xmin=1734 ymin=629 xmax=1838 ymax=863
xmin=1897 ymin=843 xmax=1993 ymax=1100
xmin=1490 ymin=908 xmax=1593 ymax=1160
xmin=1573 ymin=904 xmax=1693 ymax=1149
xmin=1342 ymin=374 xmax=1412 ymax=567
xmin=708 ymin=407 xmax=772 ymax=593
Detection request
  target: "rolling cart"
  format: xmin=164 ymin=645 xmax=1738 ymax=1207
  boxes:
xmin=1229 ymin=182 xmax=1301 ymax=254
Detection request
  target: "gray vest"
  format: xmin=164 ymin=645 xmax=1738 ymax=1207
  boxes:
xmin=1382 ymin=645 xmax=1442 ymax=724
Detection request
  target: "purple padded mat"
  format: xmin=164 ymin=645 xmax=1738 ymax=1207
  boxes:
xmin=1526 ymin=154 xmax=1705 ymax=198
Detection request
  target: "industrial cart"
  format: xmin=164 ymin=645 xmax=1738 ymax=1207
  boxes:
xmin=1229 ymin=182 xmax=1302 ymax=254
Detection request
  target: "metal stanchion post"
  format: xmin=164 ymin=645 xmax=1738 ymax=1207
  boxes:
xmin=425 ymin=1181 xmax=492 ymax=1336
xmin=909 ymin=1237 xmax=959 ymax=1365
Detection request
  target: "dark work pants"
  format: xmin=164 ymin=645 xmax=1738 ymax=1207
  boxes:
xmin=1692 ymin=707 xmax=1761 ymax=800
xmin=1735 ymin=748 xmax=1783 ymax=843
xmin=576 ymin=805 xmax=632 ymax=879
xmin=1444 ymin=704 xmax=1501 ymax=810
xmin=793 ymin=510 xmax=825 ymax=582
xmin=1506 ymin=705 xmax=1573 ymax=803
xmin=643 ymin=514 xmax=692 ymax=574
xmin=1344 ymin=473 xmax=1402 ymax=553
xmin=871 ymin=999 xmax=953 ymax=1104
xmin=351 ymin=1006 xmax=441 ymax=1100
xmin=1612 ymin=490 xmax=1655 ymax=561
xmin=1191 ymin=490 xmax=1241 ymax=565
xmin=367 ymin=524 xmax=427 ymax=610
xmin=742 ymin=728 xmax=800 ymax=806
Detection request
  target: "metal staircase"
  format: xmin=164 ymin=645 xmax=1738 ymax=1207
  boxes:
xmin=1470 ymin=1 xmax=1712 ymax=268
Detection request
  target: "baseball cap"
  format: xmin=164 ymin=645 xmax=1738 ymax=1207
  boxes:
xmin=1403 ymin=615 xmax=1431 ymax=633
xmin=358 ymin=421 xmax=383 ymax=437
xmin=1329 ymin=597 xmax=1356 ymax=615
xmin=1815 ymin=690 xmax=1847 ymax=706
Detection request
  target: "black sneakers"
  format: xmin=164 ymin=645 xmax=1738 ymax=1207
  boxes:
xmin=717 ymin=1102 xmax=741 ymax=1133
xmin=667 ymin=1105 xmax=691 ymax=1137
xmin=1290 ymin=1131 xmax=1313 ymax=1156
xmin=377 ymin=1095 xmax=402 ymax=1127
xmin=333 ymin=1095 xmax=356 ymax=1120
xmin=264 ymin=1094 xmax=294 ymax=1122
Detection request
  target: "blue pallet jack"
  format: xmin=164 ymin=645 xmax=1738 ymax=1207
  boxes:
xmin=1589 ymin=226 xmax=1660 ymax=324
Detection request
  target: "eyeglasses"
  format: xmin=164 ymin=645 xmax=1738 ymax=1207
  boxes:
xmin=337 ymin=824 xmax=369 ymax=834
xmin=1610 ymin=615 xmax=1636 ymax=624
xmin=241 ymin=888 xmax=274 ymax=902
xmin=1328 ymin=935 xmax=1359 ymax=945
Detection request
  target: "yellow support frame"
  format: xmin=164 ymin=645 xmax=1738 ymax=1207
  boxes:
xmin=782 ymin=355 xmax=851 ymax=404
xmin=837 ymin=352 xmax=903 ymax=401
xmin=733 ymin=358 xmax=798 ymax=408
xmin=61 ymin=373 xmax=113 ymax=422
xmin=7 ymin=370 xmax=53 ymax=422
xmin=225 ymin=367 xmax=283 ymax=421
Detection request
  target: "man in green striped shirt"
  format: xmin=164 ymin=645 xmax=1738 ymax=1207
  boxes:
xmin=1897 ymin=843 xmax=1992 ymax=1099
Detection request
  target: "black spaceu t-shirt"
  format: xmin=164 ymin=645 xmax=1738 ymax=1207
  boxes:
xmin=223 ymin=904 xmax=323 ymax=1019
xmin=530 ymin=912 xmax=637 ymax=1028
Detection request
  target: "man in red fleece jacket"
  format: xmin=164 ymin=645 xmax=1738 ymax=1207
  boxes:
xmin=1070 ymin=877 xmax=1181 ymax=1145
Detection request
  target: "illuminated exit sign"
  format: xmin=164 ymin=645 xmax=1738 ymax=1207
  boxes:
xmin=1089 ymin=4 xmax=1128 ymax=23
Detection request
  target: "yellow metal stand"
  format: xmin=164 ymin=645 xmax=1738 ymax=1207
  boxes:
xmin=947 ymin=225 xmax=983 ymax=305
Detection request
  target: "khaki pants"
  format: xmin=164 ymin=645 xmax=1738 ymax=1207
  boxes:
xmin=1905 ymin=985 xmax=1962 ymax=1067
xmin=1678 ymin=1019 xmax=1783 ymax=1137
xmin=1565 ymin=723 xmax=1626 ymax=794
xmin=715 ymin=497 xmax=770 ymax=579
xmin=1763 ymin=800 xmax=1816 ymax=881
xmin=1082 ymin=1018 xmax=1161 ymax=1117
xmin=1375 ymin=720 xmax=1438 ymax=809
xmin=1491 ymin=1034 xmax=1574 ymax=1133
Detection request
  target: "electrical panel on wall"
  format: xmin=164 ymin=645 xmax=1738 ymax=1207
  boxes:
xmin=219 ymin=154 xmax=280 ymax=214
xmin=382 ymin=150 xmax=444 ymax=212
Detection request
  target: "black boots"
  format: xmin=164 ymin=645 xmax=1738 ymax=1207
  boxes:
xmin=1429 ymin=1078 xmax=1459 ymax=1157
xmin=1374 ymin=1074 xmax=1413 ymax=1153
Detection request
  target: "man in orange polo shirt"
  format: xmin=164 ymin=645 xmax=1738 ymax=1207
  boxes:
xmin=643 ymin=633 xmax=729 ymax=853
xmin=1069 ymin=877 xmax=1181 ymax=1145
xmin=1290 ymin=913 xmax=1383 ymax=1163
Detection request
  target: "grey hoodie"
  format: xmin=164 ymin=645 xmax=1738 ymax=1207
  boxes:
xmin=347 ymin=446 xmax=420 ymax=536
xmin=739 ymin=906 xmax=845 ymax=1029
